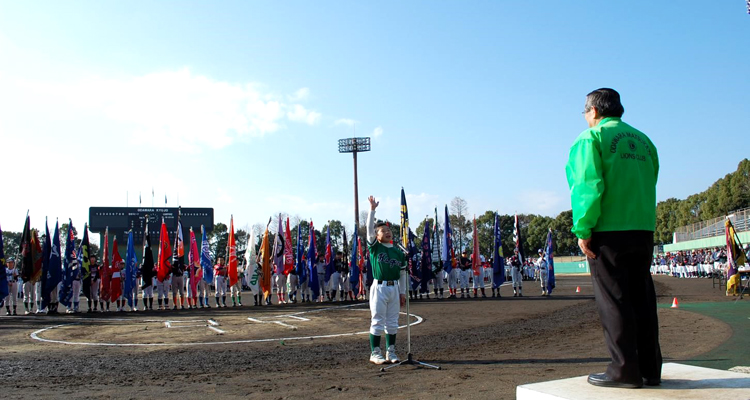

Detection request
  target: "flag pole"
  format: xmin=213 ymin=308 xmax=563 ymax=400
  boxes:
xmin=731 ymin=222 xmax=749 ymax=300
xmin=382 ymin=189 xmax=440 ymax=372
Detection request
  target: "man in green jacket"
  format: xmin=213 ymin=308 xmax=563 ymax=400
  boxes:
xmin=566 ymin=88 xmax=662 ymax=389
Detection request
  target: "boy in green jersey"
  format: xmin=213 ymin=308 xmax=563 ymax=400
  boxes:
xmin=366 ymin=195 xmax=407 ymax=365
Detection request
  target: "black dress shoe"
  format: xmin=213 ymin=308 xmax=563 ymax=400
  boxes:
xmin=643 ymin=377 xmax=661 ymax=386
xmin=587 ymin=373 xmax=643 ymax=388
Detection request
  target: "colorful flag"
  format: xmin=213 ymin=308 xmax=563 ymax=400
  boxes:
xmin=47 ymin=221 xmax=66 ymax=307
xmin=172 ymin=213 xmax=185 ymax=280
xmin=272 ymin=214 xmax=284 ymax=275
xmin=432 ymin=208 xmax=442 ymax=273
xmin=442 ymin=205 xmax=457 ymax=273
xmin=492 ymin=213 xmax=506 ymax=288
xmin=357 ymin=237 xmax=366 ymax=296
xmin=295 ymin=221 xmax=306 ymax=283
xmin=513 ymin=214 xmax=526 ymax=264
xmin=188 ymin=227 xmax=200 ymax=297
xmin=157 ymin=218 xmax=172 ymax=282
xmin=79 ymin=224 xmax=92 ymax=299
xmin=0 ymin=225 xmax=8 ymax=301
xmin=420 ymin=221 xmax=433 ymax=294
xmin=545 ymin=228 xmax=555 ymax=295
xmin=245 ymin=230 xmax=259 ymax=294
xmin=110 ymin=236 xmax=123 ymax=301
xmin=200 ymin=225 xmax=213 ymax=284
xmin=59 ymin=221 xmax=77 ymax=307
xmin=30 ymin=228 xmax=44 ymax=283
xmin=472 ymin=216 xmax=481 ymax=277
xmin=141 ymin=218 xmax=155 ymax=290
xmin=259 ymin=221 xmax=273 ymax=300
xmin=40 ymin=220 xmax=55 ymax=309
xmin=400 ymin=188 xmax=409 ymax=248
xmin=407 ymin=229 xmax=421 ymax=291
xmin=19 ymin=215 xmax=33 ymax=283
xmin=99 ymin=227 xmax=111 ymax=303
xmin=283 ymin=218 xmax=294 ymax=275
xmin=324 ymin=225 xmax=334 ymax=283
xmin=725 ymin=218 xmax=747 ymax=277
xmin=124 ymin=230 xmax=138 ymax=307
xmin=307 ymin=221 xmax=319 ymax=299
xmin=228 ymin=216 xmax=238 ymax=286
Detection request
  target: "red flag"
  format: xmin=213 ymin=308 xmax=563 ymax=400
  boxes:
xmin=189 ymin=228 xmax=200 ymax=295
xmin=228 ymin=216 xmax=238 ymax=286
xmin=472 ymin=216 xmax=481 ymax=276
xmin=283 ymin=217 xmax=294 ymax=275
xmin=100 ymin=227 xmax=111 ymax=302
xmin=110 ymin=236 xmax=123 ymax=301
xmin=157 ymin=219 xmax=172 ymax=282
xmin=31 ymin=229 xmax=43 ymax=283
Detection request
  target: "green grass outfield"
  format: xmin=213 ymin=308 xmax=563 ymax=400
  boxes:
xmin=658 ymin=301 xmax=750 ymax=370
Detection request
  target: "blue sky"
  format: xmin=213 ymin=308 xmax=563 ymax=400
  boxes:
xmin=1 ymin=1 xmax=748 ymax=236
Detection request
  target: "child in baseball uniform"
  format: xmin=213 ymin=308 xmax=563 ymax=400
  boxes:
xmin=366 ymin=196 xmax=407 ymax=365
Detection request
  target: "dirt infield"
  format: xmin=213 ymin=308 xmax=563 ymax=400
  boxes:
xmin=0 ymin=275 xmax=741 ymax=399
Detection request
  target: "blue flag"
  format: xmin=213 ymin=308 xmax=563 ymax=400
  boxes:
xmin=420 ymin=222 xmax=433 ymax=293
xmin=307 ymin=222 xmax=319 ymax=299
xmin=295 ymin=222 xmax=306 ymax=283
xmin=124 ymin=230 xmax=138 ymax=307
xmin=0 ymin=225 xmax=8 ymax=302
xmin=408 ymin=229 xmax=421 ymax=291
xmin=442 ymin=205 xmax=455 ymax=274
xmin=200 ymin=225 xmax=213 ymax=284
xmin=545 ymin=229 xmax=555 ymax=294
xmin=59 ymin=221 xmax=77 ymax=307
xmin=349 ymin=227 xmax=360 ymax=295
xmin=47 ymin=222 xmax=62 ymax=301
xmin=492 ymin=213 xmax=506 ymax=288
xmin=40 ymin=220 xmax=53 ymax=309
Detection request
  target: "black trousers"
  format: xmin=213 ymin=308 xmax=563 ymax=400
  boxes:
xmin=588 ymin=230 xmax=662 ymax=383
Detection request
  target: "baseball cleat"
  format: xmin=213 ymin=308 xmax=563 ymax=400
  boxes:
xmin=369 ymin=348 xmax=387 ymax=365
xmin=385 ymin=345 xmax=400 ymax=364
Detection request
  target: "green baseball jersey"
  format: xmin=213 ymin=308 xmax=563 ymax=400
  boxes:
xmin=368 ymin=241 xmax=406 ymax=281
xmin=565 ymin=117 xmax=659 ymax=239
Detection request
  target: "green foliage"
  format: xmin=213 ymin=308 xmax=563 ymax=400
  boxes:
xmin=655 ymin=159 xmax=750 ymax=244
xmin=208 ymin=222 xmax=228 ymax=259
xmin=2 ymin=230 xmax=22 ymax=261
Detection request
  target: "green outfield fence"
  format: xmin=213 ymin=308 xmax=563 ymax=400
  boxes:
xmin=553 ymin=260 xmax=590 ymax=274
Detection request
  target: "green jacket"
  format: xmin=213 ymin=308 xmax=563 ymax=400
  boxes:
xmin=565 ymin=117 xmax=659 ymax=239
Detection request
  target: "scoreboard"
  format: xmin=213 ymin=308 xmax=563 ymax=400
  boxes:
xmin=88 ymin=207 xmax=214 ymax=245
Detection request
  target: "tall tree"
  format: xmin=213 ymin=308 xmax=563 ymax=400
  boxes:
xmin=449 ymin=197 xmax=471 ymax=252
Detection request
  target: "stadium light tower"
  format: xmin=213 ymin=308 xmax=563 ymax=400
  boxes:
xmin=338 ymin=137 xmax=371 ymax=231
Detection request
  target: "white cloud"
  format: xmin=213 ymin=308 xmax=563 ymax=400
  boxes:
xmin=373 ymin=126 xmax=383 ymax=138
xmin=286 ymin=104 xmax=322 ymax=126
xmin=334 ymin=118 xmax=358 ymax=127
xmin=1 ymin=68 xmax=323 ymax=153
xmin=288 ymin=87 xmax=310 ymax=102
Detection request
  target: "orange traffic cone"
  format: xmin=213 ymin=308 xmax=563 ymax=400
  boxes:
xmin=671 ymin=298 xmax=679 ymax=308
xmin=575 ymin=286 xmax=581 ymax=293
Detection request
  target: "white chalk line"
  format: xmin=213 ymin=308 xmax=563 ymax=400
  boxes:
xmin=208 ymin=326 xmax=225 ymax=334
xmin=29 ymin=304 xmax=424 ymax=347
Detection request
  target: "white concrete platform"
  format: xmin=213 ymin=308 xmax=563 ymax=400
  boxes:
xmin=517 ymin=363 xmax=750 ymax=400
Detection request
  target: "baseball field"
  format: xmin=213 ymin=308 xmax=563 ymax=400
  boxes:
xmin=1 ymin=275 xmax=744 ymax=399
